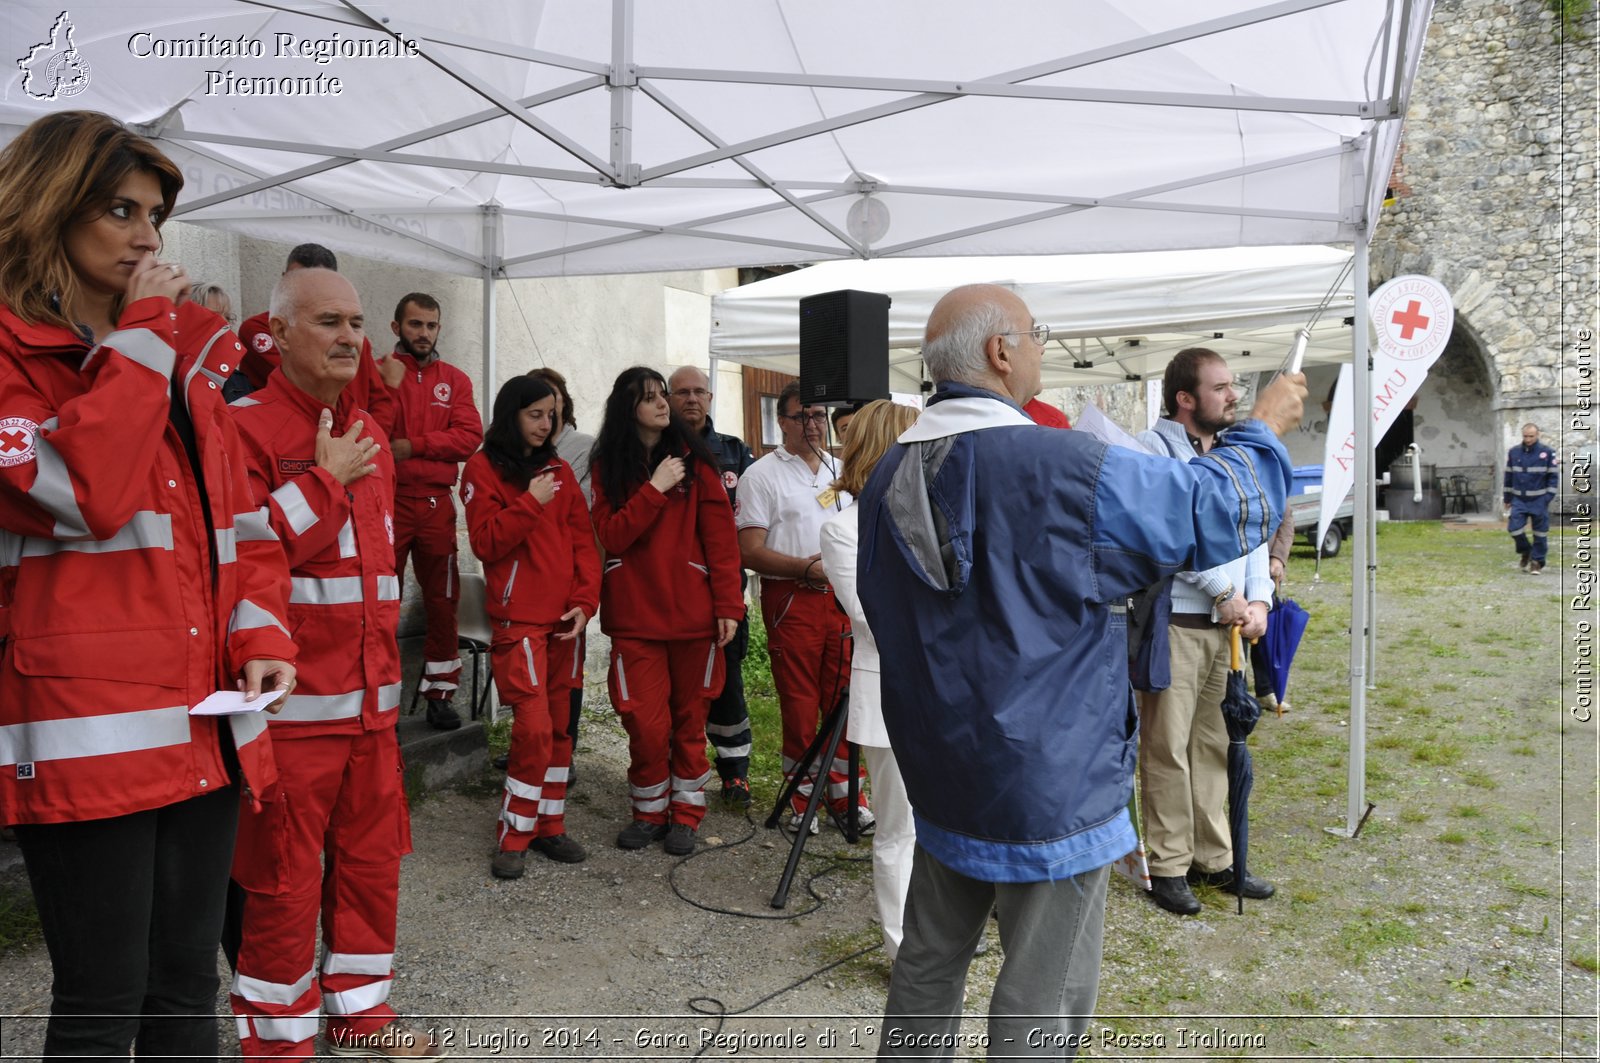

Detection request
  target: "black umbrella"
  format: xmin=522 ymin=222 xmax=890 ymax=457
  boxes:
xmin=1221 ymin=625 xmax=1263 ymax=914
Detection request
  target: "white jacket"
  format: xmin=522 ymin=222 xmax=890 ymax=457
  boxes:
xmin=818 ymin=502 xmax=890 ymax=748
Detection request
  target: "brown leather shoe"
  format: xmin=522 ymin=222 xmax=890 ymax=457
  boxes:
xmin=328 ymin=1020 xmax=448 ymax=1058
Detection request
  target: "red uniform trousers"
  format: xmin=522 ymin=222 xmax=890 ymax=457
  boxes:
xmin=491 ymin=623 xmax=580 ymax=851
xmin=607 ymin=637 xmax=724 ymax=828
xmin=230 ymin=728 xmax=411 ymax=1060
xmin=759 ymin=580 xmax=862 ymax=816
xmin=394 ymin=493 xmax=461 ymax=701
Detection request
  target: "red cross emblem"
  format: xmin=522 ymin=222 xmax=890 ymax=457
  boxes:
xmin=1390 ymin=300 xmax=1431 ymax=340
xmin=433 ymin=382 xmax=451 ymax=404
xmin=0 ymin=417 xmax=38 ymax=468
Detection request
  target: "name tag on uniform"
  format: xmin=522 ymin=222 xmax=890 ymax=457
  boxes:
xmin=815 ymin=487 xmax=839 ymax=509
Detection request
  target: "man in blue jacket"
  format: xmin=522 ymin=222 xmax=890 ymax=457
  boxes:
xmin=1504 ymin=422 xmax=1560 ymax=574
xmin=858 ymin=284 xmax=1305 ymax=1059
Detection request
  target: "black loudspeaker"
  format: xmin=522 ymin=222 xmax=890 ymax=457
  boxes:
xmin=798 ymin=289 xmax=890 ymax=405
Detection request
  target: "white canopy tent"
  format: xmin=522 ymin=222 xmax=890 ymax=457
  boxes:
xmin=709 ymin=246 xmax=1355 ymax=394
xmin=0 ymin=0 xmax=1434 ymax=834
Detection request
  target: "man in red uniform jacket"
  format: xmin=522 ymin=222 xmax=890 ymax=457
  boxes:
xmin=228 ymin=269 xmax=440 ymax=1060
xmin=236 ymin=243 xmax=397 ymax=437
xmin=380 ymin=292 xmax=481 ymax=730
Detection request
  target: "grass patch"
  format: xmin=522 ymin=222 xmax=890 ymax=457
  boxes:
xmin=1571 ymin=954 xmax=1599 ymax=974
xmin=0 ymin=883 xmax=41 ymax=952
xmin=1337 ymin=916 xmax=1421 ymax=966
xmin=1452 ymin=805 xmax=1484 ymax=818
xmin=1411 ymin=742 xmax=1463 ymax=765
xmin=1437 ymin=828 xmax=1468 ymax=844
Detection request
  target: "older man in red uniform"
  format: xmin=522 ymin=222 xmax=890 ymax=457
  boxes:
xmin=228 ymin=268 xmax=439 ymax=1060
xmin=380 ymin=292 xmax=480 ymax=729
xmin=235 ymin=243 xmax=396 ymax=437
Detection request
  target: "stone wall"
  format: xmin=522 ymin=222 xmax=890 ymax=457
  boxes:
xmin=1373 ymin=0 xmax=1597 ymax=470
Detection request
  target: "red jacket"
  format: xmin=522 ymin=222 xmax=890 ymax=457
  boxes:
xmin=238 ymin=311 xmax=397 ymax=437
xmin=388 ymin=351 xmax=480 ymax=496
xmin=589 ymin=453 xmax=744 ymax=642
xmin=230 ymin=373 xmax=401 ymax=736
xmin=1024 ymin=397 xmax=1072 ymax=429
xmin=460 ymin=451 xmax=601 ymax=627
xmin=0 ymin=298 xmax=293 ymax=826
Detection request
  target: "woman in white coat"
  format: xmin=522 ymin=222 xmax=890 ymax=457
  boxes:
xmin=817 ymin=399 xmax=921 ymax=962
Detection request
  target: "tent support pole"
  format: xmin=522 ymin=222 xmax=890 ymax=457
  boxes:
xmin=481 ymin=204 xmax=502 ymax=430
xmin=1333 ymin=226 xmax=1372 ymax=839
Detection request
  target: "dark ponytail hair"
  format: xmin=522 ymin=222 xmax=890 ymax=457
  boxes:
xmin=591 ymin=365 xmax=716 ymax=509
xmin=483 ymin=375 xmax=558 ymax=488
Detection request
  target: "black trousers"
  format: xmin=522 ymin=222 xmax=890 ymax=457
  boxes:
xmin=15 ymin=786 xmax=239 ymax=1061
xmin=706 ymin=615 xmax=752 ymax=781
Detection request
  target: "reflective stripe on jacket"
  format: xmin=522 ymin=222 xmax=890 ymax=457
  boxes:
xmin=0 ymin=297 xmax=293 ymax=825
xmin=230 ymin=372 xmax=401 ymax=736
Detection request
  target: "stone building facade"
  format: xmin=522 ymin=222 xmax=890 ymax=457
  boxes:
xmin=1373 ymin=0 xmax=1596 ymax=503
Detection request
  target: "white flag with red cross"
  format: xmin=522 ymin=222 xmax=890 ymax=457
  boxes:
xmin=1317 ymin=275 xmax=1455 ymax=549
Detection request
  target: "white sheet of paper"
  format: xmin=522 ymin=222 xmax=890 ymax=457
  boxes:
xmin=190 ymin=688 xmax=285 ymax=716
xmin=1075 ymin=403 xmax=1160 ymax=455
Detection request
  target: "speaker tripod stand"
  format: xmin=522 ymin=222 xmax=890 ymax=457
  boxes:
xmin=764 ymin=692 xmax=864 ymax=908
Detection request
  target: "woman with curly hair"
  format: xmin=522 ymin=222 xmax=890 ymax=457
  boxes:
xmin=589 ymin=366 xmax=743 ymax=855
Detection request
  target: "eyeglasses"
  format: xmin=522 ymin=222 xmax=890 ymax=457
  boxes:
xmin=670 ymin=388 xmax=711 ymax=400
xmin=997 ymin=323 xmax=1051 ymax=346
xmin=782 ymin=411 xmax=829 ymax=424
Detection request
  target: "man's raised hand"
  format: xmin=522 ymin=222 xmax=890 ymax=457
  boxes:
xmin=315 ymin=409 xmax=379 ymax=486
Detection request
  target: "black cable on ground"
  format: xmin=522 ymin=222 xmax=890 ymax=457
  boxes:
xmin=664 ymin=807 xmax=882 ymax=1057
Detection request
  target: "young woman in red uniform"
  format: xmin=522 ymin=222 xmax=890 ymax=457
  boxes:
xmin=460 ymin=375 xmax=600 ymax=880
xmin=589 ymin=366 xmax=743 ymax=855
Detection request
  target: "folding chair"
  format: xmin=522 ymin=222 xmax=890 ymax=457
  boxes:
xmin=408 ymin=571 xmax=499 ymax=722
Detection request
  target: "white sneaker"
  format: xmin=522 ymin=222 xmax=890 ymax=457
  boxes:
xmin=848 ymin=806 xmax=876 ymax=836
xmin=783 ymin=809 xmax=820 ymax=836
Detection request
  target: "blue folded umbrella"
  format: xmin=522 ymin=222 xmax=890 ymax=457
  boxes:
xmin=1221 ymin=626 xmax=1262 ymax=916
xmin=1262 ymin=597 xmax=1311 ymax=706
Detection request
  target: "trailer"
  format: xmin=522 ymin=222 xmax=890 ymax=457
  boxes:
xmin=1289 ymin=491 xmax=1354 ymax=558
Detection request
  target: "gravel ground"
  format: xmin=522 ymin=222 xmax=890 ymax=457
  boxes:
xmin=0 ymin=520 xmax=1593 ymax=1061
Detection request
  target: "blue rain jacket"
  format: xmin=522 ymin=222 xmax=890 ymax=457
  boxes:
xmin=857 ymin=383 xmax=1289 ymax=882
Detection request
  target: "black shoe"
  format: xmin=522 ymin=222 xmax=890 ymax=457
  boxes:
xmin=663 ymin=823 xmax=697 ymax=856
xmin=489 ymin=849 xmax=526 ymax=880
xmin=720 ymin=777 xmax=751 ymax=808
xmin=491 ymin=752 xmax=509 ymax=770
xmin=1148 ymin=874 xmax=1201 ymax=915
xmin=1188 ymin=866 xmax=1276 ymax=899
xmin=425 ymin=699 xmax=462 ymax=731
xmin=530 ymin=833 xmax=587 ymax=863
xmin=615 ymin=820 xmax=668 ymax=850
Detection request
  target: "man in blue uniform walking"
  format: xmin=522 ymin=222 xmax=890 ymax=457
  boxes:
xmin=1504 ymin=422 xmax=1560 ymax=575
xmin=858 ymin=283 xmax=1306 ymax=1059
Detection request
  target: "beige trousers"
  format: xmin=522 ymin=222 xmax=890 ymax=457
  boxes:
xmin=1136 ymin=622 xmax=1234 ymax=877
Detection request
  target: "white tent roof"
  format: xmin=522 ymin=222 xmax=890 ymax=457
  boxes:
xmin=1 ymin=0 xmax=1428 ymax=279
xmin=711 ymin=246 xmax=1356 ymax=391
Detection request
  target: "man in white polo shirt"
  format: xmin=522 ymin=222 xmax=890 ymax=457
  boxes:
xmin=736 ymin=383 xmax=870 ymax=832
